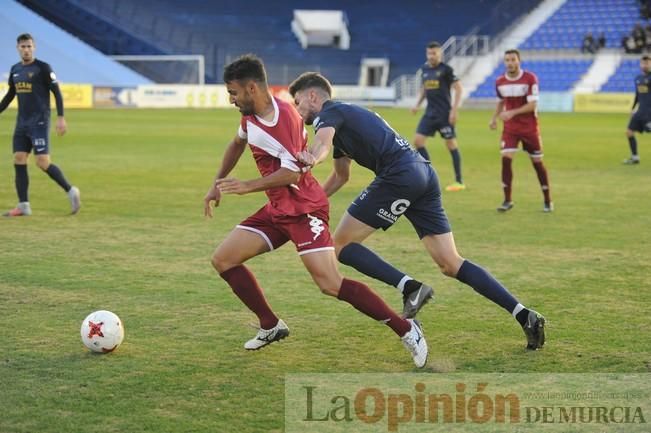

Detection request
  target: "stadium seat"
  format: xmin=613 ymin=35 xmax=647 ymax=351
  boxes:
xmin=519 ymin=0 xmax=639 ymax=51
xmin=21 ymin=0 xmax=538 ymax=84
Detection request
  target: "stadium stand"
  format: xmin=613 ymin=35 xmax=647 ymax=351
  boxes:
xmin=19 ymin=0 xmax=539 ymax=85
xmin=471 ymin=59 xmax=593 ymax=97
xmin=520 ymin=0 xmax=640 ymax=50
xmin=470 ymin=0 xmax=645 ymax=99
xmin=1 ymin=1 xmax=150 ymax=85
xmin=600 ymin=57 xmax=639 ymax=92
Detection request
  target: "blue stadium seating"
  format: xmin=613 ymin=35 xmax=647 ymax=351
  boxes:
xmin=21 ymin=0 xmax=540 ymax=84
xmin=1 ymin=1 xmax=150 ymax=85
xmin=601 ymin=59 xmax=639 ymax=92
xmin=520 ymin=0 xmax=640 ymax=50
xmin=471 ymin=59 xmax=593 ymax=97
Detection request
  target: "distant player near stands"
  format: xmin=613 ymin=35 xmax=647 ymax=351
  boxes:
xmin=623 ymin=54 xmax=651 ymax=165
xmin=411 ymin=41 xmax=465 ymax=192
xmin=290 ymin=72 xmax=546 ymax=351
xmin=490 ymin=49 xmax=552 ymax=213
xmin=0 ymin=33 xmax=80 ymax=217
xmin=204 ymin=55 xmax=428 ymax=368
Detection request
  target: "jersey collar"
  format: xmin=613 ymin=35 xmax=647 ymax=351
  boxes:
xmin=504 ymin=69 xmax=524 ymax=81
xmin=255 ymin=96 xmax=279 ymax=127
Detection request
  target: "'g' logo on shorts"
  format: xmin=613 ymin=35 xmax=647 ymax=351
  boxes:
xmin=390 ymin=199 xmax=411 ymax=215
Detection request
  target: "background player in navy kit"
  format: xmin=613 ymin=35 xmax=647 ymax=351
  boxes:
xmin=290 ymin=72 xmax=545 ymax=350
xmin=623 ymin=54 xmax=651 ymax=165
xmin=411 ymin=41 xmax=465 ymax=192
xmin=0 ymin=33 xmax=80 ymax=217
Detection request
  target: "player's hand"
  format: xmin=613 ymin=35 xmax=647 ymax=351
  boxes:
xmin=203 ymin=186 xmax=221 ymax=218
xmin=296 ymin=150 xmax=316 ymax=168
xmin=449 ymin=110 xmax=458 ymax=126
xmin=56 ymin=116 xmax=67 ymax=136
xmin=410 ymin=106 xmax=419 ymax=114
xmin=499 ymin=111 xmax=514 ymax=121
xmin=215 ymin=177 xmax=251 ymax=195
xmin=489 ymin=119 xmax=498 ymax=130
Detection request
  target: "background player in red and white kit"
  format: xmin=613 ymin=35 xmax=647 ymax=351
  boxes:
xmin=489 ymin=49 xmax=553 ymax=213
xmin=203 ymin=55 xmax=428 ymax=368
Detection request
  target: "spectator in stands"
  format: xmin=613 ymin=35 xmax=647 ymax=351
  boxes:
xmin=597 ymin=33 xmax=606 ymax=50
xmin=623 ymin=35 xmax=636 ymax=54
xmin=640 ymin=0 xmax=651 ymax=19
xmin=645 ymin=25 xmax=651 ymax=51
xmin=633 ymin=24 xmax=646 ymax=53
xmin=581 ymin=33 xmax=596 ymax=54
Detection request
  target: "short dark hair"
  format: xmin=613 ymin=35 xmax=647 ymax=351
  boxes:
xmin=427 ymin=41 xmax=441 ymax=49
xmin=223 ymin=54 xmax=267 ymax=86
xmin=504 ymin=49 xmax=521 ymax=59
xmin=642 ymin=55 xmax=651 ymax=61
xmin=17 ymin=33 xmax=33 ymax=43
xmin=288 ymin=72 xmax=332 ymax=98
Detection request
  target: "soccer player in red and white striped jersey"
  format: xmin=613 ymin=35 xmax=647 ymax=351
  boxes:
xmin=489 ymin=49 xmax=553 ymax=213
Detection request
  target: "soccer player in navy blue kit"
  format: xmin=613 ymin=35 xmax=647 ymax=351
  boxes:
xmin=411 ymin=41 xmax=465 ymax=191
xmin=290 ymin=72 xmax=545 ymax=350
xmin=0 ymin=33 xmax=80 ymax=217
xmin=623 ymin=54 xmax=651 ymax=165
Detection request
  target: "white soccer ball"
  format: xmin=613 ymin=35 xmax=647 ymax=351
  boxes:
xmin=80 ymin=310 xmax=125 ymax=353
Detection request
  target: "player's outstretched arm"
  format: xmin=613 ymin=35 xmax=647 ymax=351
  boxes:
xmin=204 ymin=135 xmax=247 ymax=217
xmin=216 ymin=167 xmax=300 ymax=196
xmin=322 ymin=157 xmax=352 ymax=197
xmin=297 ymin=126 xmax=335 ymax=168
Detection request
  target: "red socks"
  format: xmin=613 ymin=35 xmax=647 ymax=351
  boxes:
xmin=337 ymin=278 xmax=411 ymax=337
xmin=220 ymin=265 xmax=278 ymax=330
xmin=501 ymin=156 xmax=513 ymax=202
xmin=532 ymin=160 xmax=551 ymax=204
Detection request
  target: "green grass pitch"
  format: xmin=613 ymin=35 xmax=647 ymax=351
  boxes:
xmin=0 ymin=108 xmax=649 ymax=432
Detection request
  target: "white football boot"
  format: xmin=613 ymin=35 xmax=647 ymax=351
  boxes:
xmin=401 ymin=319 xmax=428 ymax=368
xmin=244 ymin=319 xmax=289 ymax=350
xmin=68 ymin=186 xmax=81 ymax=214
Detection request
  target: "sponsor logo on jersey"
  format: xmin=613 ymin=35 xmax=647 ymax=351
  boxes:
xmin=15 ymin=82 xmax=32 ymax=93
xmin=424 ymin=79 xmax=440 ymax=90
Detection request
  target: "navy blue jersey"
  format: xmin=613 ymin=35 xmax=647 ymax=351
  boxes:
xmin=314 ymin=100 xmax=424 ymax=175
xmin=0 ymin=59 xmax=64 ymax=127
xmin=419 ymin=62 xmax=458 ymax=118
xmin=634 ymin=72 xmax=651 ymax=114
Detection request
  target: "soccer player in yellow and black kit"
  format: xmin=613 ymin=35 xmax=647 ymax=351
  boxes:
xmin=0 ymin=33 xmax=80 ymax=216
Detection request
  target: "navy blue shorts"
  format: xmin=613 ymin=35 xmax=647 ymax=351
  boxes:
xmin=416 ymin=115 xmax=456 ymax=139
xmin=346 ymin=162 xmax=452 ymax=238
xmin=13 ymin=125 xmax=50 ymax=155
xmin=628 ymin=112 xmax=651 ymax=133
